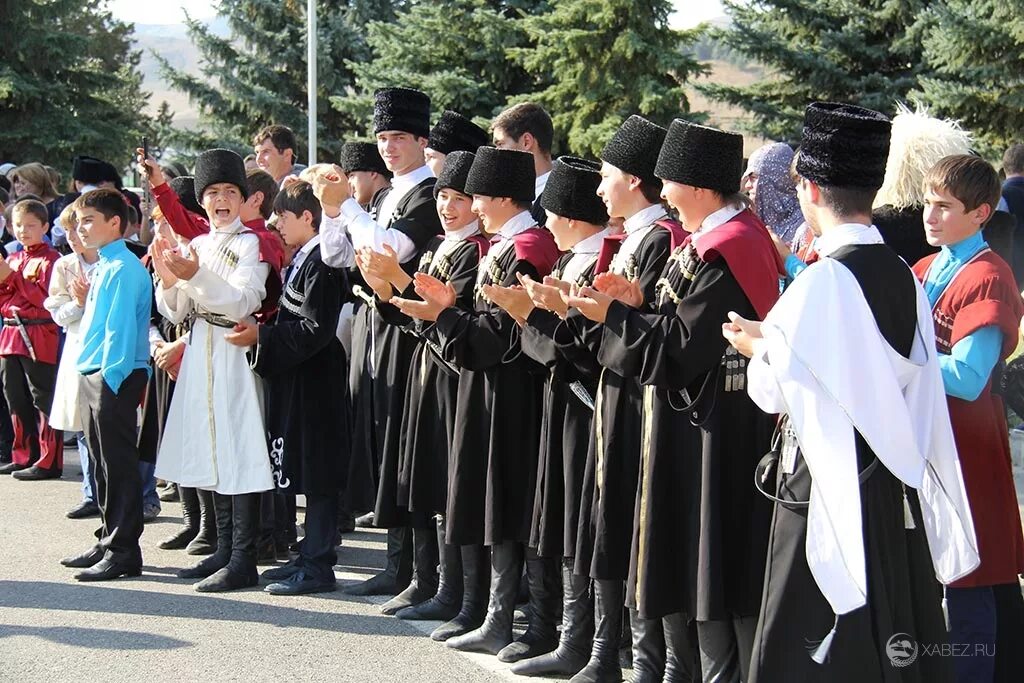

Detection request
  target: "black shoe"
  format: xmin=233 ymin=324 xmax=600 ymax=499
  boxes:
xmin=0 ymin=461 xmax=27 ymax=475
xmin=194 ymin=565 xmax=258 ymax=592
xmin=142 ymin=503 xmax=161 ymax=523
xmin=265 ymin=569 xmax=336 ymax=595
xmin=74 ymin=557 xmax=142 ymax=581
xmin=261 ymin=560 xmax=303 ymax=582
xmin=63 ymin=434 xmax=77 ymax=447
xmin=66 ymin=500 xmax=101 ymax=519
xmin=159 ymin=524 xmax=200 ymax=550
xmin=12 ymin=465 xmax=60 ymax=480
xmin=61 ymin=545 xmax=104 ymax=568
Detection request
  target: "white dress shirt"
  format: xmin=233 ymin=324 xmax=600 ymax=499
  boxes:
xmin=610 ymin=203 xmax=668 ymax=275
xmin=286 ymin=234 xmax=322 ymax=285
xmin=562 ymin=228 xmax=610 ymax=283
xmin=320 ymin=164 xmax=435 ymax=269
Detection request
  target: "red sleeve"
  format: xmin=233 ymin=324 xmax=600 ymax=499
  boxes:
xmin=154 ymin=182 xmax=208 ymax=241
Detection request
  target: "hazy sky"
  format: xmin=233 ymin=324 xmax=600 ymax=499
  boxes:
xmin=106 ymin=0 xmax=726 ymax=28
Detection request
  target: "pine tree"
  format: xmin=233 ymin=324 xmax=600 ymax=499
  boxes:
xmin=702 ymin=0 xmax=930 ymax=143
xmin=157 ymin=0 xmax=398 ymax=161
xmin=511 ymin=0 xmax=705 ymax=157
xmin=916 ymin=0 xmax=1024 ymax=158
xmin=144 ymin=101 xmax=177 ymax=161
xmin=0 ymin=0 xmax=150 ymax=172
xmin=330 ymin=0 xmax=546 ymax=139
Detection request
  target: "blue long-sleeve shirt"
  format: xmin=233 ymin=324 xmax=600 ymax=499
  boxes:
xmin=77 ymin=239 xmax=152 ymax=393
xmin=922 ymin=231 xmax=1003 ymax=401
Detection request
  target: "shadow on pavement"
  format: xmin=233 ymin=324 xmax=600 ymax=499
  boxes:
xmin=0 ymin=623 xmax=191 ymax=650
xmin=0 ymin=580 xmax=422 ymax=637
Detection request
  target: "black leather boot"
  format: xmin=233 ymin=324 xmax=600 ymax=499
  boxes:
xmin=570 ymin=579 xmax=625 ymax=683
xmin=159 ymin=485 xmax=200 ymax=550
xmin=662 ymin=612 xmax=700 ymax=683
xmin=186 ymin=488 xmax=218 ymax=555
xmin=397 ymin=515 xmax=462 ymax=621
xmin=381 ymin=523 xmax=439 ymax=615
xmin=196 ymin=492 xmax=260 ymax=592
xmin=178 ymin=491 xmax=232 ymax=578
xmin=498 ymin=546 xmax=561 ymax=662
xmin=432 ymin=543 xmax=489 ymax=641
xmin=512 ymin=557 xmax=594 ymax=676
xmin=628 ymin=608 xmax=665 ymax=683
xmin=446 ymin=541 xmax=523 ymax=654
xmin=344 ymin=526 xmax=413 ymax=596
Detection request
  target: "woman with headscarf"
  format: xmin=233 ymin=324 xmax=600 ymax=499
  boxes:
xmin=742 ymin=142 xmax=806 ymax=246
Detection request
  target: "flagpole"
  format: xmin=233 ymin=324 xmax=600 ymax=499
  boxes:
xmin=307 ymin=0 xmax=317 ymax=165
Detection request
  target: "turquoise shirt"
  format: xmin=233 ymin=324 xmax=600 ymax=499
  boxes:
xmin=922 ymin=231 xmax=1002 ymax=401
xmin=77 ymin=239 xmax=152 ymax=393
xmin=784 ymin=253 xmax=808 ymax=280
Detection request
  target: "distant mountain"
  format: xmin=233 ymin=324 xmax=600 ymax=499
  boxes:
xmin=132 ymin=19 xmax=230 ymax=128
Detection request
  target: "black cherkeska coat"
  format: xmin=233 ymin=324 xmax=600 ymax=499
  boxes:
xmin=252 ymin=244 xmax=350 ymax=496
xmin=431 ymin=227 xmax=557 ymax=546
xmin=342 ymin=178 xmax=442 ymax=518
xmin=519 ymin=251 xmax=601 ymax=560
xmin=565 ymin=224 xmax=675 ymax=581
xmin=597 ymin=230 xmax=774 ymax=622
xmin=376 ymin=232 xmax=487 ymax=517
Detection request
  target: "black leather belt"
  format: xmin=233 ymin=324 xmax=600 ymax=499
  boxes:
xmin=2 ymin=318 xmax=53 ymax=326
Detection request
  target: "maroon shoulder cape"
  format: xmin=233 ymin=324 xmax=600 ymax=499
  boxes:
xmin=513 ymin=226 xmax=560 ymax=276
xmin=687 ymin=209 xmax=784 ymax=319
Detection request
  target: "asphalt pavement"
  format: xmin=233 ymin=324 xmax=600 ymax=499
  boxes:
xmin=0 ymin=448 xmax=557 ymax=682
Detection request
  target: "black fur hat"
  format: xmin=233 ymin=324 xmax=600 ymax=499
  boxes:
xmin=193 ymin=149 xmax=249 ymax=203
xmin=600 ymin=115 xmax=668 ymax=183
xmin=373 ymin=87 xmax=431 ymax=139
xmin=655 ymin=119 xmax=744 ymax=195
xmin=464 ymin=147 xmax=535 ymax=203
xmin=434 ymin=151 xmax=476 ymax=198
xmin=72 ymin=155 xmax=120 ymax=185
xmin=167 ymin=175 xmax=206 ymax=218
xmin=429 ymin=111 xmax=489 ymax=155
xmin=540 ymin=156 xmax=609 ymax=225
xmin=796 ymin=102 xmax=892 ymax=190
xmin=339 ymin=141 xmax=391 ymax=178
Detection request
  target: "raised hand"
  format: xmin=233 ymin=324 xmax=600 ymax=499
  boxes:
xmin=70 ymin=274 xmax=90 ymax=307
xmin=482 ymin=283 xmax=533 ymax=323
xmin=309 ymin=164 xmax=350 ymax=216
xmin=594 ymin=272 xmax=643 ymax=308
xmin=163 ymin=242 xmax=201 ymax=281
xmin=359 ymin=243 xmax=404 ymax=286
xmin=413 ymin=272 xmax=457 ymax=310
xmin=135 ymin=148 xmax=166 ymax=188
xmin=518 ymin=273 xmax=568 ymax=317
xmin=150 ymin=238 xmax=178 ymax=287
xmin=355 ymin=248 xmax=393 ymax=300
xmin=566 ymin=284 xmax=615 ymax=323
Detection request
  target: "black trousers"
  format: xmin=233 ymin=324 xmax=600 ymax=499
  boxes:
xmin=79 ymin=369 xmax=148 ymax=565
xmin=0 ymin=376 xmax=14 ymax=459
xmin=301 ymin=492 xmax=338 ymax=580
xmin=1 ymin=354 xmax=60 ymax=468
